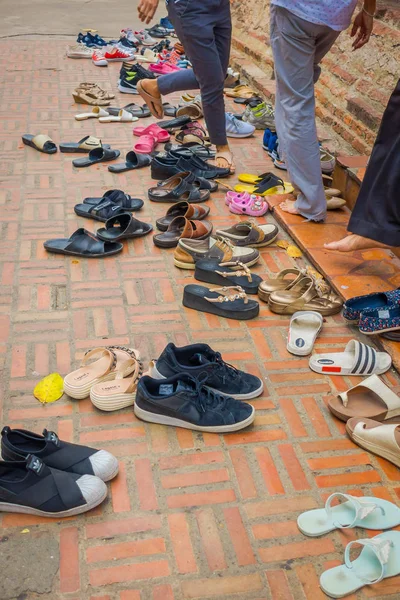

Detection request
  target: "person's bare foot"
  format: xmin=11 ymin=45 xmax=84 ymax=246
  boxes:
xmin=279 ymin=199 xmax=300 ymax=215
xmin=215 ymin=145 xmax=235 ymax=172
xmin=324 ymin=234 xmax=392 ymax=252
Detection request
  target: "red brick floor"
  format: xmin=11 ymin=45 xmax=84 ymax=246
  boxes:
xmin=1 ymin=40 xmax=400 ymax=599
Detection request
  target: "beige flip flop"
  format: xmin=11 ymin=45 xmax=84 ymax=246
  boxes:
xmin=75 ymin=106 xmax=110 ymax=121
xmin=90 ymin=353 xmax=143 ymax=411
xmin=136 ymin=80 xmax=164 ymax=119
xmin=328 ymin=375 xmax=400 ymax=423
xmin=346 ymin=417 xmax=400 ymax=468
xmin=63 ymin=346 xmax=138 ymax=400
xmin=22 ymin=134 xmax=57 ymax=154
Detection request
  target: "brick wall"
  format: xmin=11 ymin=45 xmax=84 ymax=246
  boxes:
xmin=230 ymin=0 xmax=400 ymax=154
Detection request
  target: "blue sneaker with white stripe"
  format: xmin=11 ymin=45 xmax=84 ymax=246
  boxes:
xmin=225 ymin=113 xmax=255 ymax=138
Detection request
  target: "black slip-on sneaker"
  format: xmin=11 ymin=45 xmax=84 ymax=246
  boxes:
xmin=151 ymin=155 xmax=229 ymax=180
xmin=134 ymin=373 xmax=255 ymax=432
xmin=0 ymin=455 xmax=107 ymax=517
xmin=1 ymin=427 xmax=119 ymax=482
xmin=150 ymin=343 xmax=263 ymax=400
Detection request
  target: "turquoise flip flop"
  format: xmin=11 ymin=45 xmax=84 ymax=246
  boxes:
xmin=320 ymin=531 xmax=400 ymax=598
xmin=297 ymin=493 xmax=400 ymax=537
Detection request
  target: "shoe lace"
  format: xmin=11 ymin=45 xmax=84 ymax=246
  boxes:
xmin=185 ymin=373 xmax=228 ymax=413
xmin=211 ymin=352 xmax=240 ymax=385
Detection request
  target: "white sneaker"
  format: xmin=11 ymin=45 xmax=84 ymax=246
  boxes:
xmin=92 ymin=51 xmax=108 ymax=67
xmin=134 ymin=29 xmax=156 ymax=46
xmin=66 ymin=44 xmax=92 ymax=59
xmin=122 ymin=28 xmax=139 ymax=44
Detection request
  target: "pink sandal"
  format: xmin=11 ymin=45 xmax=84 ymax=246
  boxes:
xmin=133 ymin=123 xmax=170 ymax=142
xmin=133 ymin=134 xmax=158 ymax=154
xmin=229 ymin=194 xmax=269 ymax=217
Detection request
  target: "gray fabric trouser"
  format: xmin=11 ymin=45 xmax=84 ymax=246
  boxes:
xmin=270 ymin=5 xmax=340 ymax=221
xmin=157 ymin=0 xmax=232 ymax=146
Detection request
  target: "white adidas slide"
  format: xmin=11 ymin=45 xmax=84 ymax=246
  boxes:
xmin=287 ymin=311 xmax=323 ymax=356
xmin=309 ymin=340 xmax=391 ymax=376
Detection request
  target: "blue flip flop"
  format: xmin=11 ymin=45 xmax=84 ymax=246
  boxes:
xmin=320 ymin=531 xmax=400 ymax=598
xmin=297 ymin=493 xmax=400 ymax=537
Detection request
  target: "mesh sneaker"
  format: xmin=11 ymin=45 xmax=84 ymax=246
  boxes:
xmin=226 ymin=113 xmax=255 ymax=138
xmin=135 ymin=372 xmax=255 ymax=432
xmin=135 ymin=29 xmax=157 ymax=46
xmin=174 ymin=236 xmax=260 ymax=270
xmin=242 ymin=101 xmax=275 ymax=129
xmin=121 ymin=28 xmax=139 ymax=44
xmin=120 ymin=62 xmax=155 ymax=81
xmin=150 ymin=343 xmax=264 ymax=400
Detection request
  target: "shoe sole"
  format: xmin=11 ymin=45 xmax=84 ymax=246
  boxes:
xmin=63 ymin=363 xmax=136 ymax=400
xmin=118 ymin=83 xmax=138 ymax=94
xmin=150 ymin=363 xmax=264 ymax=400
xmin=0 ymin=487 xmax=107 ymax=517
xmin=90 ymin=390 xmax=136 ymax=412
xmin=226 ymin=132 xmax=255 ymax=138
xmin=346 ymin=424 xmax=400 ymax=468
xmin=174 ymin=255 xmax=260 ymax=270
xmin=134 ymin=403 xmax=255 ymax=432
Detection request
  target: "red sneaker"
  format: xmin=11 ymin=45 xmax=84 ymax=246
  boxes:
xmin=104 ymin=48 xmax=134 ymax=62
xmin=92 ymin=51 xmax=108 ymax=67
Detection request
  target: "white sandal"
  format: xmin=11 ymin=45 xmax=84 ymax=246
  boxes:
xmin=287 ymin=311 xmax=323 ymax=356
xmin=309 ymin=339 xmax=391 ymax=376
xmin=75 ymin=106 xmax=109 ymax=121
xmin=346 ymin=417 xmax=400 ymax=468
xmin=98 ymin=109 xmax=138 ymax=123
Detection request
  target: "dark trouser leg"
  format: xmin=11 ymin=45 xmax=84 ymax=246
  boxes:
xmin=159 ymin=0 xmax=231 ymax=146
xmin=348 ymin=79 xmax=400 ymax=246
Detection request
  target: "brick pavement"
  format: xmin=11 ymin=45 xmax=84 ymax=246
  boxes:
xmin=1 ymin=40 xmax=400 ymax=600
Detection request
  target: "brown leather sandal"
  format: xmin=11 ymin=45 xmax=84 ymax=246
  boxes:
xmin=153 ymin=216 xmax=212 ymax=248
xmin=136 ymin=80 xmax=164 ymax=119
xmin=156 ymin=201 xmax=210 ymax=231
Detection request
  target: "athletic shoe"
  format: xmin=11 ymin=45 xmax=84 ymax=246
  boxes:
xmin=150 ymin=343 xmax=264 ymax=400
xmin=120 ymin=62 xmax=155 ymax=81
xmin=0 ymin=455 xmax=107 ymax=517
xmin=121 ymin=28 xmax=139 ymax=44
xmin=105 ymin=48 xmax=134 ymax=62
xmin=242 ymin=101 xmax=275 ymax=129
xmin=1 ymin=426 xmax=119 ymax=482
xmin=118 ymin=73 xmax=140 ymax=94
xmin=135 ymin=29 xmax=157 ymax=46
xmin=78 ymin=32 xmax=108 ymax=48
xmin=92 ymin=51 xmax=108 ymax=67
xmin=160 ymin=16 xmax=174 ymax=31
xmin=174 ymin=236 xmax=260 ymax=270
xmin=226 ymin=113 xmax=255 ymax=138
xmin=66 ymin=44 xmax=93 ymax=58
xmin=134 ymin=373 xmax=255 ymax=432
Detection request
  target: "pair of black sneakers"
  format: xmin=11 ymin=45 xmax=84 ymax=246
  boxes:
xmin=0 ymin=427 xmax=118 ymax=517
xmin=134 ymin=343 xmax=263 ymax=432
xmin=118 ymin=62 xmax=155 ymax=94
xmin=151 ymin=150 xmax=231 ymax=180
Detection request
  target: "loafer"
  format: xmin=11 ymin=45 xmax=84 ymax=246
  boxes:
xmin=174 ymin=236 xmax=260 ymax=270
xmin=343 ymin=290 xmax=400 ymax=323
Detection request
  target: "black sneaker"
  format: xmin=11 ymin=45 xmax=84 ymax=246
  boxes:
xmin=119 ymin=63 xmax=155 ymax=82
xmin=135 ymin=373 xmax=255 ymax=432
xmin=118 ymin=73 xmax=140 ymax=94
xmin=1 ymin=427 xmax=119 ymax=482
xmin=151 ymin=154 xmax=230 ymax=180
xmin=150 ymin=343 xmax=264 ymax=399
xmin=0 ymin=455 xmax=107 ymax=517
xmin=118 ymin=36 xmax=138 ymax=50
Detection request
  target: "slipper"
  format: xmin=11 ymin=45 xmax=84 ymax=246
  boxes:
xmin=297 ymin=493 xmax=400 ymax=536
xmin=99 ymin=109 xmax=138 ymax=123
xmin=328 ymin=374 xmax=400 ymax=423
xmin=238 ymin=171 xmax=277 ymax=184
xmin=106 ymin=103 xmax=151 ymax=118
xmin=163 ymin=102 xmax=177 ymax=117
xmin=74 ymin=200 xmax=126 ymax=222
xmin=59 ymin=135 xmax=108 ymax=153
xmin=133 ymin=123 xmax=170 ymax=142
xmin=133 ymin=134 xmax=158 ymax=154
xmin=175 ymin=132 xmax=211 ymax=147
xmin=22 ymin=134 xmax=57 ymax=154
xmin=309 ymin=340 xmax=392 ymax=376
xmin=346 ymin=417 xmax=400 ymax=468
xmin=64 ymin=346 xmax=138 ymax=399
xmin=72 ymin=147 xmax=120 ymax=168
xmin=320 ymin=532 xmax=400 ymax=598
xmin=83 ymin=190 xmax=144 ymax=211
xmin=96 ymin=213 xmax=153 ymax=241
xmin=44 ymin=228 xmax=122 ymax=258
xmin=153 ymin=217 xmax=213 ymax=249
xmin=287 ymin=311 xmax=323 ymax=356
xmin=136 ymin=80 xmax=164 ymax=119
xmin=75 ymin=106 xmax=110 ymax=121
xmin=108 ymin=151 xmax=152 ymax=173
xmin=234 ymin=178 xmax=293 ymax=196
xmin=157 ymin=115 xmax=192 ymax=131
xmin=90 ymin=354 xmax=143 ymax=411
xmin=224 ymin=85 xmax=257 ymax=98
xmin=156 ymin=201 xmax=210 ymax=231
xmin=258 ymin=268 xmax=306 ymax=302
xmin=148 ymin=176 xmax=210 ymax=203
xmin=164 ymin=143 xmax=215 ymax=160
xmin=176 ymin=102 xmax=203 ymax=119
xmin=229 ymin=194 xmax=268 ymax=217
xmin=326 ymin=197 xmax=346 ymax=210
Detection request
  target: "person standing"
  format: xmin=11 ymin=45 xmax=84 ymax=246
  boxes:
xmin=325 ymin=78 xmax=400 ymax=252
xmin=137 ymin=0 xmax=235 ymax=172
xmin=269 ymin=0 xmax=376 ymax=221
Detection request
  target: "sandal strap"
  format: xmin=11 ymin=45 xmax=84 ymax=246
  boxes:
xmin=339 ymin=375 xmax=400 ymax=415
xmin=344 ymin=537 xmax=392 ymax=585
xmin=345 ymin=340 xmax=377 ymax=375
xmin=216 ymin=261 xmax=253 ymax=282
xmin=325 ymin=493 xmax=380 ymax=529
xmin=206 ymin=286 xmax=248 ymax=304
xmin=82 ymin=347 xmax=117 ymax=374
